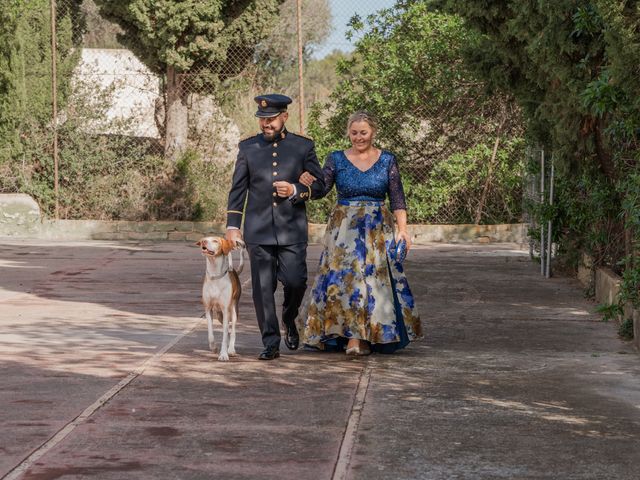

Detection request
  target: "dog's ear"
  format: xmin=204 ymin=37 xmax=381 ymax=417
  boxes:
xmin=220 ymin=239 xmax=233 ymax=256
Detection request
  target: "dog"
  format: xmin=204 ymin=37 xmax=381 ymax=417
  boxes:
xmin=196 ymin=236 xmax=245 ymax=361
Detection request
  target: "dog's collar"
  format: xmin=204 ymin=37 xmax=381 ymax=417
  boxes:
xmin=207 ymin=261 xmax=229 ymax=280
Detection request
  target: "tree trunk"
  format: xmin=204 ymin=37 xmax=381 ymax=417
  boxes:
xmin=475 ymin=114 xmax=506 ymax=224
xmin=164 ymin=65 xmax=189 ymax=162
xmin=594 ymin=116 xmax=616 ymax=180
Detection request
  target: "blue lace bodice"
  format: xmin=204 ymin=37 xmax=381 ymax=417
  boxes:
xmin=320 ymin=150 xmax=407 ymax=210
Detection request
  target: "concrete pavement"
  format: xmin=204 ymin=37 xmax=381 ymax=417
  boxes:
xmin=1 ymin=239 xmax=639 ymax=479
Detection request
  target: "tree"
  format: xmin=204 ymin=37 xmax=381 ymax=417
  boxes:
xmin=95 ymin=0 xmax=285 ymax=161
xmin=0 ymin=1 xmax=21 ymax=161
xmin=307 ymin=1 xmax=524 ymax=223
xmin=254 ymin=0 xmax=332 ymax=86
xmin=430 ymin=0 xmax=640 ymax=179
xmin=1 ymin=0 xmax=82 ymax=189
xmin=430 ymin=0 xmax=640 ymax=265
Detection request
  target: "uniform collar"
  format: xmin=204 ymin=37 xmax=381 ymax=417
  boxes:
xmin=261 ymin=128 xmax=288 ymax=144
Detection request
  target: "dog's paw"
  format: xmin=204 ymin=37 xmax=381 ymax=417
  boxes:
xmin=217 ymin=352 xmax=230 ymax=362
xmin=209 ymin=343 xmax=218 ymax=353
xmin=228 ymin=349 xmax=238 ymax=357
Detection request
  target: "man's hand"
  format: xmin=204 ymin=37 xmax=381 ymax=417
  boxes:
xmin=225 ymin=228 xmax=243 ymax=246
xmin=273 ymin=181 xmax=294 ymax=197
xmin=298 ymin=171 xmax=316 ymax=187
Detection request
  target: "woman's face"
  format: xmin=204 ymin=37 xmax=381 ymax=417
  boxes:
xmin=348 ymin=120 xmax=375 ymax=152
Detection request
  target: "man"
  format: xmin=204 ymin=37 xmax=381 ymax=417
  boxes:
xmin=225 ymin=94 xmax=325 ymax=360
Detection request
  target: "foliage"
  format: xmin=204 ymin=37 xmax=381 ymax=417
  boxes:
xmin=82 ymin=0 xmax=125 ymax=48
xmin=94 ymin=0 xmax=284 ymax=80
xmin=404 ymin=139 xmax=525 ymax=224
xmin=541 ymin=166 xmax=624 ymax=269
xmin=0 ymin=0 xmax=338 ymax=220
xmin=0 ymin=0 xmax=83 ymax=204
xmin=618 ymin=318 xmax=634 ymax=341
xmin=0 ymin=1 xmax=21 ymax=156
xmin=0 ymin=3 xmax=232 ymax=221
xmin=307 ymin=1 xmax=525 ymax=224
xmin=430 ymin=0 xmax=618 ymax=175
xmin=595 ymin=302 xmax=622 ymax=323
xmin=430 ymin=0 xmax=640 ymax=312
xmin=93 ymin=0 xmax=287 ymax=160
xmin=254 ymin=0 xmax=332 ymax=86
xmin=219 ymin=50 xmax=348 ymax=138
xmin=170 ymin=150 xmax=234 ymax=221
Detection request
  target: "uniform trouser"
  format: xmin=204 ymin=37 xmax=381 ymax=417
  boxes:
xmin=247 ymin=243 xmax=308 ymax=349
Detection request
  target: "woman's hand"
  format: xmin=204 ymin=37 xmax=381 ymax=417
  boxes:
xmin=396 ymin=229 xmax=412 ymax=251
xmin=393 ymin=209 xmax=411 ymax=251
xmin=299 ymin=171 xmax=316 ymax=187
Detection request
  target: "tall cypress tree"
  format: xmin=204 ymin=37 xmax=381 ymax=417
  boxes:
xmin=0 ymin=0 xmax=82 ymax=167
xmin=0 ymin=2 xmax=21 ymax=160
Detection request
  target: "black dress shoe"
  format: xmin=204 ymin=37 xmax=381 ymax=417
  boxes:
xmin=258 ymin=346 xmax=280 ymax=360
xmin=284 ymin=325 xmax=299 ymax=351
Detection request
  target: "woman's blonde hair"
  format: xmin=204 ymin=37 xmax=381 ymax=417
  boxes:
xmin=346 ymin=111 xmax=378 ymax=135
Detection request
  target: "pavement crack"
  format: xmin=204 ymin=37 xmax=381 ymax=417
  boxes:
xmin=332 ymin=363 xmax=373 ymax=480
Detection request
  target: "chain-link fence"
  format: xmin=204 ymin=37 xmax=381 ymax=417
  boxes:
xmin=2 ymin=0 xmax=526 ymax=224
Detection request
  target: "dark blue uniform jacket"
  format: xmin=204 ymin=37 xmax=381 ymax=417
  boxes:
xmin=226 ymin=130 xmax=326 ymax=245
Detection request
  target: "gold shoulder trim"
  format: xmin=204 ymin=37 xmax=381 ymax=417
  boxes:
xmin=227 ymin=210 xmax=244 ymax=215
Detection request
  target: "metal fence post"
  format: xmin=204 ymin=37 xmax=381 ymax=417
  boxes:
xmin=540 ymin=148 xmax=545 ymax=276
xmin=295 ymin=0 xmax=305 ymax=134
xmin=50 ymin=0 xmax=59 ymax=220
xmin=546 ymin=157 xmax=554 ymax=278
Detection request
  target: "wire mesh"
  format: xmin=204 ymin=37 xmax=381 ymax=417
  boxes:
xmin=2 ymin=0 xmax=526 ymax=225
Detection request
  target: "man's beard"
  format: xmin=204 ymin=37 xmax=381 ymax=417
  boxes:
xmin=261 ymin=125 xmax=283 ymax=141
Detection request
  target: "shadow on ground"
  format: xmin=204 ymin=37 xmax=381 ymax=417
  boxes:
xmin=1 ymin=240 xmax=639 ymax=479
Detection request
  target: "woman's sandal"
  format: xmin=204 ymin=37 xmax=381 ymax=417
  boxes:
xmin=346 ymin=346 xmax=371 ymax=356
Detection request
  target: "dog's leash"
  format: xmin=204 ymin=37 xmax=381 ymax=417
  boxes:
xmin=226 ymin=246 xmax=245 ymax=275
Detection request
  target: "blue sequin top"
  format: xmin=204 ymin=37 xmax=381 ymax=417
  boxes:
xmin=320 ymin=150 xmax=407 ymax=210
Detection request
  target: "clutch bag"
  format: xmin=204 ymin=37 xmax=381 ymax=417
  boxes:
xmin=388 ymin=238 xmax=408 ymax=263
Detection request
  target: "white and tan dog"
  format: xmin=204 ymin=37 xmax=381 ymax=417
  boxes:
xmin=196 ymin=236 xmax=245 ymax=361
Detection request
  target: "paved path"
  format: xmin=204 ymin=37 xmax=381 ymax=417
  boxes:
xmin=0 ymin=240 xmax=638 ymax=479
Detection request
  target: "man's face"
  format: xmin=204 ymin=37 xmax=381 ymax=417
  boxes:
xmin=259 ymin=112 xmax=288 ymax=140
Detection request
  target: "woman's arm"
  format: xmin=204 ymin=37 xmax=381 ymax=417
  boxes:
xmin=299 ymin=153 xmax=336 ymax=198
xmin=389 ymin=155 xmax=411 ymax=250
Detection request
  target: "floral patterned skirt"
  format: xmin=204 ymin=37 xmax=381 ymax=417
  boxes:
xmin=297 ymin=200 xmax=422 ymax=353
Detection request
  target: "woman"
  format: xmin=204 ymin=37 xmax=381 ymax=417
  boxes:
xmin=296 ymin=111 xmax=422 ymax=355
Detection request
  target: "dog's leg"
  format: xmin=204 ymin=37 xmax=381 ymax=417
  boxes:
xmin=205 ymin=308 xmax=216 ymax=353
xmin=228 ymin=301 xmax=238 ymax=356
xmin=218 ymin=306 xmax=231 ymax=361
